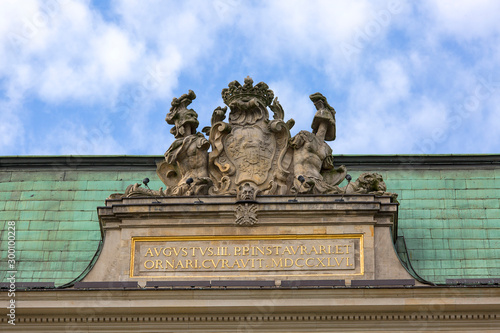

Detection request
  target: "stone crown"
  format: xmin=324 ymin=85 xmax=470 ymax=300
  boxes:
xmin=221 ymin=76 xmax=274 ymax=107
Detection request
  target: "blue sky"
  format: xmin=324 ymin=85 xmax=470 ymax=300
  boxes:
xmin=1 ymin=0 xmax=499 ymax=156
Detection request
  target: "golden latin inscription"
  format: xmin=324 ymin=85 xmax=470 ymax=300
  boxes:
xmin=130 ymin=235 xmax=363 ymax=278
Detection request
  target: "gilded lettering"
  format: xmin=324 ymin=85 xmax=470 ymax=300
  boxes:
xmin=254 ymin=246 xmax=265 ymax=256
xmin=255 ymin=258 xmax=264 ymax=268
xmin=139 ymin=238 xmax=358 ymax=274
xmin=271 ymin=258 xmax=282 ymax=268
xmin=185 ymin=259 xmax=194 ymax=269
xmin=221 ymin=259 xmax=230 ymax=268
xmin=175 ymin=260 xmax=184 ymax=269
xmin=240 ymin=258 xmax=251 ymax=268
xmin=316 ymin=257 xmax=326 ymax=267
xmin=211 ymin=259 xmax=221 ymax=268
xmin=346 ymin=257 xmax=353 ymax=266
xmin=165 ymin=259 xmax=175 ymax=269
xmin=305 ymin=258 xmax=315 ymax=267
xmin=327 ymin=257 xmax=334 ymax=267
xmin=309 ymin=246 xmax=319 ymax=255
xmin=144 ymin=260 xmax=154 ymax=269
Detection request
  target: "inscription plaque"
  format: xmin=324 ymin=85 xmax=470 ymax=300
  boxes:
xmin=130 ymin=235 xmax=363 ymax=278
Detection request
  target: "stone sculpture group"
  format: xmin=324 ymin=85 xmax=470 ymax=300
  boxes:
xmin=116 ymin=77 xmax=396 ymax=206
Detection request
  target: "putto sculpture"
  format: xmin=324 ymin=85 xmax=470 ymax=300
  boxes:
xmin=114 ymin=77 xmax=397 ymax=223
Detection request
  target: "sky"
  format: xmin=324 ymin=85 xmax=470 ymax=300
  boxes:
xmin=0 ymin=0 xmax=499 ymax=156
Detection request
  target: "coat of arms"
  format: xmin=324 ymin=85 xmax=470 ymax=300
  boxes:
xmin=113 ymin=77 xmax=397 ymax=225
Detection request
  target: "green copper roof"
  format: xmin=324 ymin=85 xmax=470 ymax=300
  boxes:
xmin=0 ymin=155 xmax=499 ymax=286
xmin=347 ymin=168 xmax=500 ymax=283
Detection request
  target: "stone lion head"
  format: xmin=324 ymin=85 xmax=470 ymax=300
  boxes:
xmin=355 ymin=172 xmax=387 ymax=192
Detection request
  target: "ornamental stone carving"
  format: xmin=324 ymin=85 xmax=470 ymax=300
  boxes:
xmin=235 ymin=203 xmax=259 ymax=226
xmin=207 ymin=77 xmax=292 ymax=197
xmin=336 ymin=172 xmax=398 ymax=201
xmin=157 ymin=90 xmax=213 ymax=196
xmin=110 ymin=77 xmax=397 ymax=206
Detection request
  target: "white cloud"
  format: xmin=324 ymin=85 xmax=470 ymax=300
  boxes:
xmin=0 ymin=99 xmax=25 ymax=154
xmin=235 ymin=0 xmax=380 ymax=67
xmin=266 ymin=80 xmax=315 ymax=136
xmin=30 ymin=120 xmax=126 ymax=155
xmin=424 ymin=0 xmax=500 ymax=40
xmin=91 ymin=26 xmax=141 ymax=82
xmin=376 ymin=60 xmax=410 ymax=101
xmin=0 ymin=0 xmax=234 ymax=154
xmin=1 ymin=1 xmax=136 ymax=103
xmin=0 ymin=0 xmax=499 ymax=155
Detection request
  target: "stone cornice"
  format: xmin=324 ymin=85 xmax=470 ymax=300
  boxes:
xmin=2 ymin=154 xmax=500 ymax=170
xmin=4 ymin=287 xmax=500 ymax=314
xmin=98 ymin=195 xmax=397 ymax=228
xmin=1 ymin=287 xmax=499 ymax=331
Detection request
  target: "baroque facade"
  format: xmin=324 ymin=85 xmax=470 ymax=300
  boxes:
xmin=0 ymin=78 xmax=499 ymax=332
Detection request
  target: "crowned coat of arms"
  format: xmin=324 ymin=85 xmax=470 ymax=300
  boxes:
xmin=114 ymin=77 xmax=396 ymax=224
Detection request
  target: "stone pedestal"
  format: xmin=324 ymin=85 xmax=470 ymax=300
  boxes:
xmin=84 ymin=194 xmax=415 ymax=284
